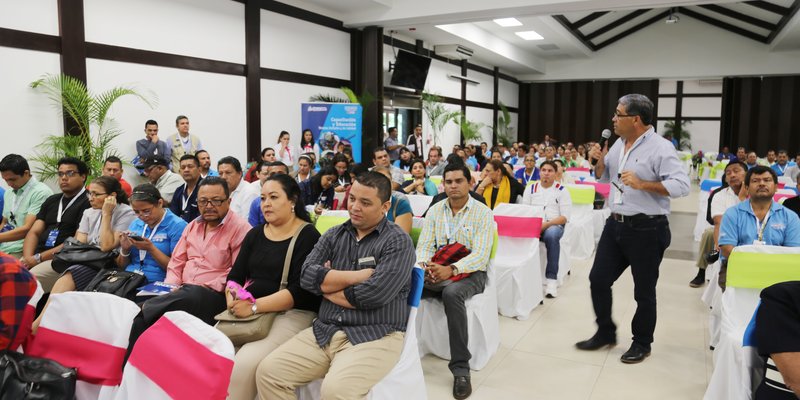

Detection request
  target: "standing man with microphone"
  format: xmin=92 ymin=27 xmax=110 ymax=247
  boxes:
xmin=576 ymin=94 xmax=689 ymax=364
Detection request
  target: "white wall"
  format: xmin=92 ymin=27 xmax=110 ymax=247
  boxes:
xmin=261 ymin=80 xmax=344 ymax=148
xmin=86 ymin=59 xmax=246 ymax=185
xmin=262 ymin=11 xmax=350 ymax=80
xmin=656 ymin=79 xmax=722 ymax=154
xmin=84 ymin=0 xmax=245 ymax=64
xmin=526 ymin=17 xmax=800 ymax=81
xmin=498 ymin=79 xmax=519 ymax=108
xmin=0 ymin=0 xmax=58 ymax=35
xmin=465 ymin=107 xmax=494 ymax=145
xmin=466 ymin=70 xmax=494 ymax=104
xmin=0 ymin=47 xmax=63 ymax=188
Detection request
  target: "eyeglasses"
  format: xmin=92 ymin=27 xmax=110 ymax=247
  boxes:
xmin=198 ymin=198 xmax=227 ymax=207
xmin=89 ymin=191 xmax=108 ymax=198
xmin=133 ymin=207 xmax=155 ymax=217
xmin=57 ymin=170 xmax=80 ymax=178
xmin=613 ymin=112 xmax=637 ymax=118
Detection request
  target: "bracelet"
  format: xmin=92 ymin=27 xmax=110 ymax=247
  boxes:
xmin=120 ymin=250 xmax=130 ymax=257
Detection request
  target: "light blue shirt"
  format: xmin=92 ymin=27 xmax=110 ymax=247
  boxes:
xmin=599 ymin=127 xmax=690 ymax=215
xmin=719 ymin=200 xmax=800 ymax=260
xmin=125 ymin=209 xmax=188 ymax=283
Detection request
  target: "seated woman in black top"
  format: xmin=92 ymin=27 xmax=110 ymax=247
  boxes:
xmin=226 ymin=174 xmax=322 ymax=400
xmin=298 ymin=166 xmax=337 ymax=216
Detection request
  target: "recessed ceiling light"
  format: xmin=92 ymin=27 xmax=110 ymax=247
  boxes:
xmin=493 ymin=18 xmax=522 ymax=27
xmin=515 ymin=30 xmax=544 ymax=40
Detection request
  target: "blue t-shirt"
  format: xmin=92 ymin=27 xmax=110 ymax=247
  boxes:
xmin=125 ymin=209 xmax=188 ymax=282
xmin=388 ymin=192 xmax=412 ymax=222
xmin=719 ymin=200 xmax=800 ymax=260
xmin=248 ymin=196 xmax=264 ymax=227
xmin=514 ymin=167 xmax=540 ymax=186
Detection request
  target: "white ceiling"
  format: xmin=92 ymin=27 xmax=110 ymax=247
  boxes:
xmin=284 ymin=0 xmax=800 ymax=78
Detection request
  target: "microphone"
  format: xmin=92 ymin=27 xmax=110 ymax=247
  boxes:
xmin=592 ymin=129 xmax=612 ymax=166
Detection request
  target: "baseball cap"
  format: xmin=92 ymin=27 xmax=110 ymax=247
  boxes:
xmin=136 ymin=155 xmax=169 ymax=169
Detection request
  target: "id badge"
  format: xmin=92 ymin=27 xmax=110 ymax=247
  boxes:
xmin=45 ymin=229 xmax=59 ymax=247
xmin=613 ymin=185 xmax=623 ymax=205
xmin=752 ymin=240 xmax=766 ymax=246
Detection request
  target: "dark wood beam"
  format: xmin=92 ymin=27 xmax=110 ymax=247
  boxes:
xmin=595 ymin=10 xmax=669 ymax=50
xmin=573 ymin=11 xmax=609 ymax=29
xmin=660 ymin=93 xmax=722 ymax=98
xmin=245 ymin=0 xmax=261 ymax=162
xmin=674 ymin=80 xmax=684 ymax=131
xmin=768 ymin=0 xmax=800 ymax=43
xmin=745 ymin=1 xmax=791 ymax=15
xmin=698 ymin=4 xmax=777 ymax=31
xmin=585 ymin=9 xmax=650 ymax=41
xmin=552 ymin=15 xmax=597 ymax=51
xmin=0 ymin=27 xmax=60 ymax=53
xmin=260 ymin=68 xmax=348 ymax=88
xmin=678 ymin=7 xmax=769 ymax=43
xmin=58 ymin=0 xmax=87 ymax=137
xmin=659 ymin=116 xmax=721 ymax=121
xmin=460 ymin=60 xmax=467 ymax=146
xmin=351 ymin=27 xmax=384 ymax=164
xmin=86 ymin=43 xmax=245 ymax=75
xmin=231 ymin=0 xmax=353 ymax=33
xmin=493 ymin=66 xmax=499 ymax=146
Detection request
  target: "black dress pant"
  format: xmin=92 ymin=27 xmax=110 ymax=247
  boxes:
xmin=589 ymin=216 xmax=671 ymax=348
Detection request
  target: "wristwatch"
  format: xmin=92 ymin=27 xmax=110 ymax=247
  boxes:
xmin=251 ymin=303 xmax=258 ymax=315
xmin=34 ymin=253 xmax=41 ymax=264
xmin=450 ymin=265 xmax=458 ymax=277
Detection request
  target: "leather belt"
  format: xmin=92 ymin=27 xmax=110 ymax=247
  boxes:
xmin=610 ymin=213 xmax=667 ymax=223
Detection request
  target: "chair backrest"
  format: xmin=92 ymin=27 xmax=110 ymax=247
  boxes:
xmin=575 ymin=181 xmax=609 ymax=198
xmin=428 ymin=175 xmax=442 ymax=187
xmin=408 ymin=266 xmax=424 ymax=307
xmin=776 ymin=188 xmax=796 ymax=195
xmin=410 ymin=216 xmax=424 ymax=247
xmin=492 ymin=203 xmax=542 ymax=239
xmin=565 ymin=184 xmax=595 ymax=205
xmin=118 ymin=311 xmax=235 ymax=400
xmin=700 ymin=179 xmax=722 ymax=192
xmin=778 ymin=176 xmax=793 ymax=185
xmin=26 ymin=292 xmax=140 ymax=387
xmin=774 ymin=193 xmax=796 ymax=203
xmin=316 ymin=213 xmax=349 ymax=234
xmin=565 ymin=168 xmax=591 ymax=180
xmin=407 ymin=194 xmax=433 ymax=217
xmin=727 ymin=245 xmax=800 ymax=289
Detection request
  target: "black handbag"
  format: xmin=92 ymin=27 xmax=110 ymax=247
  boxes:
xmin=52 ymin=237 xmax=119 ymax=274
xmin=0 ymin=350 xmax=76 ymax=400
xmin=83 ymin=269 xmax=146 ymax=301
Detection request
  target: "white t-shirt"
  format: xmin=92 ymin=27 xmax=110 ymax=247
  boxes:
xmin=710 ymin=186 xmax=742 ymax=219
xmin=77 ymin=204 xmax=136 ymax=245
xmin=521 ymin=181 xmax=572 ymax=223
xmin=229 ymin=180 xmax=261 ymax=219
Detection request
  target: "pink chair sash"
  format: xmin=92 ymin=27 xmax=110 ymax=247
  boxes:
xmin=27 ymin=327 xmax=126 ymax=385
xmin=576 ymin=181 xmax=610 ymax=198
xmin=494 ymin=215 xmax=542 ymax=238
xmin=566 ymin=167 xmax=590 ymax=172
xmin=129 ymin=317 xmax=234 ymax=400
xmin=774 ymin=193 xmax=795 ymax=202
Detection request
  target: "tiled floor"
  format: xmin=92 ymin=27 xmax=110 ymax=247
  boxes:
xmin=421 ymin=185 xmax=712 ymax=399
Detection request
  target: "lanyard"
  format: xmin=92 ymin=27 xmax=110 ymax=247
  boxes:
xmin=57 ymin=188 xmax=86 ymax=224
xmin=338 ymin=176 xmax=348 ymax=187
xmin=139 ymin=212 xmax=166 ymax=267
xmin=443 ymin=199 xmax=470 ymax=245
xmin=776 ymin=164 xmax=786 ymax=174
xmin=523 ymin=169 xmax=534 ymax=183
xmin=752 ymin=205 xmax=772 ymax=242
xmin=181 ymin=183 xmax=194 ymax=211
xmin=617 ymin=133 xmax=647 ymax=177
xmin=9 ymin=186 xmax=29 ymax=225
xmin=284 ymin=146 xmax=293 ymax=163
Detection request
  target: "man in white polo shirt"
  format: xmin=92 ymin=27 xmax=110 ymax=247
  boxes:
xmin=521 ymin=160 xmax=572 ymax=298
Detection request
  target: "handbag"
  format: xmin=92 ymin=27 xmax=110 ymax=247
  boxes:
xmin=83 ymin=269 xmax=146 ymax=301
xmin=52 ymin=237 xmax=119 ymax=274
xmin=215 ymin=222 xmax=308 ymax=347
xmin=0 ymin=350 xmax=76 ymax=400
xmin=424 ymin=242 xmax=472 ymax=291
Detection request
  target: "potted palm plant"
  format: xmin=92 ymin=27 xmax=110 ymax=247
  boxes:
xmin=662 ymin=119 xmax=692 ymax=151
xmin=421 ymin=91 xmax=461 ymax=147
xmin=29 ymin=73 xmax=156 ymax=182
xmin=494 ymin=102 xmax=514 ymax=147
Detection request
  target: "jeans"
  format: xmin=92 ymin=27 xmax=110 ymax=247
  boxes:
xmin=541 ymin=224 xmax=565 ymax=280
xmin=589 ymin=217 xmax=670 ymax=347
xmin=422 ymin=271 xmax=487 ymax=377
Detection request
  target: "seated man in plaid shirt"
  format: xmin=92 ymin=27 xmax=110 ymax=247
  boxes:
xmin=415 ymin=162 xmax=494 ymax=400
xmin=0 ymin=251 xmax=38 ymax=350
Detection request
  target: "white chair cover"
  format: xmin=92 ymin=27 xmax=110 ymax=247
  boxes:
xmin=777 ymin=176 xmax=793 ymax=185
xmin=298 ymin=267 xmax=428 ymax=400
xmin=704 ymin=246 xmax=800 ymax=400
xmin=592 ymin=208 xmax=610 ymax=245
xmin=701 ymin=260 xmax=723 ymax=349
xmin=416 ymin=227 xmax=500 ymax=371
xmin=320 ymin=209 xmax=350 ymax=218
xmin=114 ymin=311 xmax=235 ymax=400
xmin=492 ymin=203 xmax=543 ymax=319
xmin=694 ymin=181 xmax=720 ymax=241
xmin=407 ymin=194 xmax=433 ymax=217
xmin=26 ymin=292 xmax=140 ymax=400
xmin=566 ymin=204 xmax=594 ymax=259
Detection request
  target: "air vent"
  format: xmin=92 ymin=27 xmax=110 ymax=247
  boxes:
xmin=537 ymin=44 xmax=560 ymax=50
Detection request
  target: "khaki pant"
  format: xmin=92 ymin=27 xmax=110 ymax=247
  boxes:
xmin=696 ymin=228 xmax=715 ymax=269
xmin=227 ymin=309 xmax=316 ymax=400
xmin=30 ymin=260 xmax=60 ymax=293
xmin=256 ymin=328 xmax=404 ymax=400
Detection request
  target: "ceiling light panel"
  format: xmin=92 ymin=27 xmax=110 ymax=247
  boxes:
xmin=515 ymin=30 xmax=544 ymax=40
xmin=494 ymin=18 xmax=522 ymax=27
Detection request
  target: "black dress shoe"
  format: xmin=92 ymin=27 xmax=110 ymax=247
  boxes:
xmin=453 ymin=375 xmax=472 ymax=400
xmin=620 ymin=343 xmax=651 ymax=364
xmin=575 ymin=334 xmax=616 ymax=351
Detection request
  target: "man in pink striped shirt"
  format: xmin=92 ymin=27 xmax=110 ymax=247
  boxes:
xmin=126 ymin=177 xmax=251 ymax=356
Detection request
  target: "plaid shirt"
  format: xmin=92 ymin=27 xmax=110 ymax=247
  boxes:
xmin=0 ymin=252 xmax=37 ymax=349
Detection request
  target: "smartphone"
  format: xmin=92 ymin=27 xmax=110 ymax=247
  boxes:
xmin=128 ymin=234 xmax=145 ymax=241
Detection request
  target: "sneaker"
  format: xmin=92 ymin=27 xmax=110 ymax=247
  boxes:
xmin=545 ymin=279 xmax=558 ymax=298
xmin=689 ymin=275 xmax=705 ymax=288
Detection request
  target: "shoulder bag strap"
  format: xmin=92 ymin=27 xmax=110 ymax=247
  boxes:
xmin=280 ymin=222 xmax=309 ymax=290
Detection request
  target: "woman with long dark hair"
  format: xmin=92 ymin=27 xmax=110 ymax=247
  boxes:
xmin=394 ymin=147 xmax=414 ymax=171
xmin=402 ymin=159 xmax=438 ymax=196
xmin=475 ymin=159 xmax=525 ymax=209
xmin=299 ymin=166 xmax=337 ymax=215
xmin=298 ymin=128 xmax=319 ymax=158
xmin=226 ymin=174 xmax=321 ymax=400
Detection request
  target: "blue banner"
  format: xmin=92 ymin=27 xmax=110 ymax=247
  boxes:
xmin=301 ymin=103 xmax=363 ymax=163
